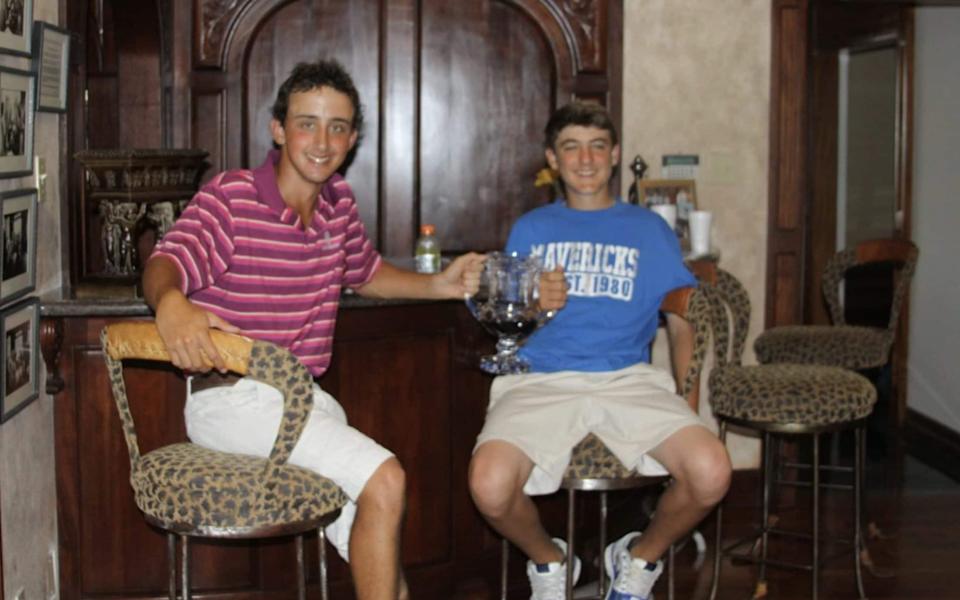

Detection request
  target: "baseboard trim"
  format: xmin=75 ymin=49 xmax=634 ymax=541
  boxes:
xmin=904 ymin=408 xmax=960 ymax=482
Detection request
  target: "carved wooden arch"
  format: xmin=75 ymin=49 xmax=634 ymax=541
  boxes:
xmin=203 ymin=0 xmax=595 ymax=168
xmin=208 ymin=0 xmax=588 ymax=89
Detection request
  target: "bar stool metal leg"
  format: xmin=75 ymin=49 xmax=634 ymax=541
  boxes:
xmin=319 ymin=527 xmax=330 ymax=600
xmin=708 ymin=421 xmax=727 ymax=600
xmin=180 ymin=534 xmax=191 ymax=600
xmin=854 ymin=426 xmax=867 ymax=598
xmin=668 ymin=543 xmax=676 ymax=600
xmin=296 ymin=534 xmax=306 ymax=600
xmin=812 ymin=432 xmax=821 ymax=600
xmin=599 ymin=491 xmax=608 ymax=597
xmin=756 ymin=431 xmax=773 ymax=597
xmin=167 ymin=533 xmax=176 ymax=600
xmin=501 ymin=537 xmax=509 ymax=600
xmin=566 ymin=487 xmax=577 ymax=600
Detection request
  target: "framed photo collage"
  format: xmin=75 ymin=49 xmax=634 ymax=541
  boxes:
xmin=0 ymin=0 xmax=66 ymax=422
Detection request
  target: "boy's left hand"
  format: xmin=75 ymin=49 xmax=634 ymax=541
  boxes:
xmin=435 ymin=252 xmax=486 ymax=299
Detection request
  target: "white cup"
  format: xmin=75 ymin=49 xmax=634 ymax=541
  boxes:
xmin=689 ymin=210 xmax=712 ymax=256
xmin=650 ymin=204 xmax=677 ymax=231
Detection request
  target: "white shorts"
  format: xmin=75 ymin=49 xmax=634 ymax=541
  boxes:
xmin=185 ymin=377 xmax=394 ymax=562
xmin=475 ymin=363 xmax=708 ymax=496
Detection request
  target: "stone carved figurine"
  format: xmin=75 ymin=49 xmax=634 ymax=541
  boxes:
xmin=147 ymin=201 xmax=177 ymax=239
xmin=99 ymin=201 xmax=146 ymax=275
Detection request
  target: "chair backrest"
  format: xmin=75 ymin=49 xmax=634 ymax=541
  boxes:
xmin=821 ymin=238 xmax=918 ymax=332
xmin=659 ymin=285 xmax=712 ymax=401
xmin=703 ymin=269 xmax=751 ymax=368
xmin=101 ymin=322 xmax=315 ymax=487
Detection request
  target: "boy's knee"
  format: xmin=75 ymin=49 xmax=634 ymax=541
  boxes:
xmin=359 ymin=457 xmax=406 ymax=514
xmin=468 ymin=451 xmax=519 ymax=517
xmin=690 ymin=441 xmax=732 ymax=505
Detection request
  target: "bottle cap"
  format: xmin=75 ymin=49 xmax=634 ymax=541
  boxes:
xmin=420 ymin=224 xmax=436 ymax=236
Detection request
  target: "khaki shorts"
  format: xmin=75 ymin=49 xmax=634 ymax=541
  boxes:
xmin=475 ymin=363 xmax=707 ymax=496
xmin=186 ymin=377 xmax=394 ymax=562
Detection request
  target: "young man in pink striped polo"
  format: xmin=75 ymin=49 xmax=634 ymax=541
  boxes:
xmin=142 ymin=60 xmax=483 ymax=600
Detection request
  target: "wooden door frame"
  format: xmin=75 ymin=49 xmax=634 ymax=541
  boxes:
xmin=767 ymin=0 xmax=915 ymax=429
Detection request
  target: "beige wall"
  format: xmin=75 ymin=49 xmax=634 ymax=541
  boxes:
xmin=0 ymin=0 xmax=61 ymax=598
xmin=623 ymin=1 xmax=771 ymax=468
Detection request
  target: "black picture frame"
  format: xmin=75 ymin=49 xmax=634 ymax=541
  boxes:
xmin=0 ymin=296 xmax=39 ymax=423
xmin=0 ymin=0 xmax=34 ymax=57
xmin=0 ymin=65 xmax=35 ymax=178
xmin=638 ymin=178 xmax=698 ymax=248
xmin=33 ymin=21 xmax=69 ymax=113
xmin=0 ymin=187 xmax=37 ymax=304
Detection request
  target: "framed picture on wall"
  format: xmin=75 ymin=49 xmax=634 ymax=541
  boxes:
xmin=0 ymin=187 xmax=37 ymax=305
xmin=0 ymin=296 xmax=39 ymax=423
xmin=0 ymin=0 xmax=34 ymax=57
xmin=0 ymin=66 xmax=35 ymax=178
xmin=638 ymin=179 xmax=698 ymax=246
xmin=33 ymin=21 xmax=70 ymax=112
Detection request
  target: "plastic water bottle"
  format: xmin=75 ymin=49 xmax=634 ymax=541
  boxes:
xmin=415 ymin=224 xmax=441 ymax=273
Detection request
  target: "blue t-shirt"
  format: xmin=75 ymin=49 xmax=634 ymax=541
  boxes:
xmin=506 ymin=200 xmax=696 ymax=373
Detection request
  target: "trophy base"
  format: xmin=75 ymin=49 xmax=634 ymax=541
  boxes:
xmin=479 ymin=353 xmax=531 ymax=375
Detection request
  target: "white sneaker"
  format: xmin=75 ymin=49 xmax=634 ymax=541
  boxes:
xmin=526 ymin=538 xmax=582 ymax=600
xmin=603 ymin=531 xmax=642 ymax=581
xmin=603 ymin=531 xmax=662 ymax=600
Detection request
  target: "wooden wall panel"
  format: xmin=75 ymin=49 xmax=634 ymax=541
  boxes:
xmin=244 ymin=0 xmax=382 ymax=237
xmin=330 ymin=333 xmax=454 ymax=564
xmin=381 ymin=0 xmax=418 ymax=254
xmin=765 ymin=0 xmax=809 ymax=327
xmin=807 ymin=52 xmax=839 ymax=324
xmin=420 ymin=1 xmax=555 ymax=252
xmin=192 ymin=92 xmax=224 ymax=175
xmin=115 ymin=4 xmax=163 ymax=149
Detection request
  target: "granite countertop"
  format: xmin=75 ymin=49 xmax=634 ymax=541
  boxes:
xmin=39 ymin=256 xmax=465 ymax=318
xmin=39 ymin=285 xmax=447 ymax=318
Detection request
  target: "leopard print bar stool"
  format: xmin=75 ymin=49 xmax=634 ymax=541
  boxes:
xmin=754 ymin=238 xmax=917 ymax=371
xmin=500 ymin=285 xmax=712 ymax=600
xmin=102 ymin=322 xmax=346 ymax=600
xmin=704 ymin=271 xmax=877 ymax=600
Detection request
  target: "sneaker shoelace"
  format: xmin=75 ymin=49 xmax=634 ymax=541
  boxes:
xmin=611 ymin=552 xmax=659 ymax=598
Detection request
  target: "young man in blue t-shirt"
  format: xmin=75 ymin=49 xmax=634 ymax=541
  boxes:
xmin=468 ymin=103 xmax=731 ymax=600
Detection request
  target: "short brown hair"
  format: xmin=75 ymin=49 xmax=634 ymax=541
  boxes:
xmin=544 ymin=102 xmax=618 ymax=149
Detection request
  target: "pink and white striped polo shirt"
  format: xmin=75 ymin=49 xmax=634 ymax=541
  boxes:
xmin=151 ymin=150 xmax=381 ymax=377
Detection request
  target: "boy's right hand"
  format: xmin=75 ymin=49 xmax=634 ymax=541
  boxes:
xmin=155 ymin=290 xmax=240 ymax=373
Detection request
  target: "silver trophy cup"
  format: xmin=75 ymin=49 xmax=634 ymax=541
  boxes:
xmin=466 ymin=252 xmax=549 ymax=374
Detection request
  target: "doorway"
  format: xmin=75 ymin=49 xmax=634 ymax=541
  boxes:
xmin=807 ymin=3 xmax=914 ymax=455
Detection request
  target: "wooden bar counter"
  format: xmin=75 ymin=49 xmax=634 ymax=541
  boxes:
xmin=41 ymin=289 xmax=558 ymax=600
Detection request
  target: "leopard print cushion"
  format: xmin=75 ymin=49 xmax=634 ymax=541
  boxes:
xmin=709 ymin=363 xmax=876 ymax=427
xmin=132 ymin=443 xmax=346 ymax=532
xmin=753 ymin=325 xmax=892 ymax=369
xmin=565 ymin=433 xmax=636 ymax=480
xmin=102 ymin=330 xmax=347 ymax=534
xmin=704 ymin=270 xmax=876 ymax=427
xmin=754 ymin=241 xmax=917 ymax=370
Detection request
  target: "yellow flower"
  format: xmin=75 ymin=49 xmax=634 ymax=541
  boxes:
xmin=534 ymin=167 xmax=558 ymax=188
